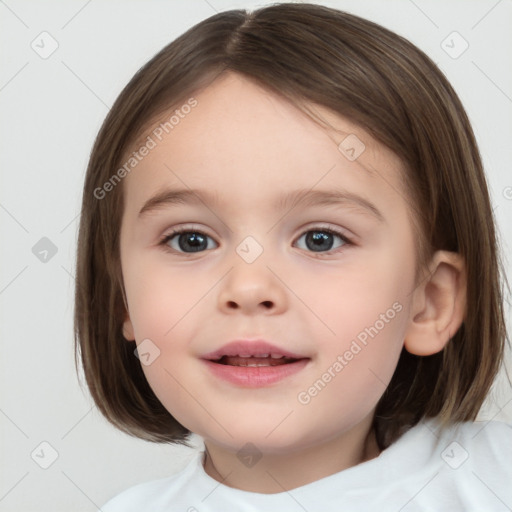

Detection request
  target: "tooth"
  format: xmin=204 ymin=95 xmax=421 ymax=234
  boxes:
xmin=236 ymin=353 xmax=270 ymax=358
xmin=271 ymin=353 xmax=284 ymax=359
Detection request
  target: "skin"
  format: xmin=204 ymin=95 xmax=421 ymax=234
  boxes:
xmin=120 ymin=72 xmax=466 ymax=493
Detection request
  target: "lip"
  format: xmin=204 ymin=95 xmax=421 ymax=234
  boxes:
xmin=201 ymin=340 xmax=307 ymax=360
xmin=201 ymin=339 xmax=310 ymax=388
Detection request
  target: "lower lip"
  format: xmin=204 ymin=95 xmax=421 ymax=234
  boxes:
xmin=202 ymin=359 xmax=309 ymax=387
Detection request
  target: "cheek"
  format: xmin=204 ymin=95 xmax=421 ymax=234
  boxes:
xmin=138 ymin=359 xmax=203 ymax=435
xmin=122 ymin=256 xmax=219 ymax=430
xmin=123 ymin=255 xmax=207 ymax=341
xmin=294 ymin=292 xmax=408 ymax=442
xmin=297 ymin=239 xmax=414 ymax=399
xmin=302 ymin=248 xmax=413 ymax=349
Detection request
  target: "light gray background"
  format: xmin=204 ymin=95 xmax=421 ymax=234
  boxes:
xmin=1 ymin=0 xmax=511 ymax=510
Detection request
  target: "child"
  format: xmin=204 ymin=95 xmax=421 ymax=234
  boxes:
xmin=75 ymin=3 xmax=512 ymax=510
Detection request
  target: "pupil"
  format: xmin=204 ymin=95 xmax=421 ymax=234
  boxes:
xmin=179 ymin=233 xmax=207 ymax=252
xmin=306 ymin=231 xmax=333 ymax=252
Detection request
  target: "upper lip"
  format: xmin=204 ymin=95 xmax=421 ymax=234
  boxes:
xmin=201 ymin=340 xmax=308 ymax=361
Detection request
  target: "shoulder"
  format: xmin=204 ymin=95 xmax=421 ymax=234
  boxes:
xmin=396 ymin=416 xmax=512 ymax=458
xmin=396 ymin=418 xmax=512 ymax=510
xmin=100 ymin=453 xmax=202 ymax=512
xmin=411 ymin=417 xmax=512 ymax=475
xmin=353 ymin=418 xmax=512 ymax=511
xmin=439 ymin=418 xmax=512 ymax=462
xmin=101 ymin=476 xmax=176 ymax=512
xmin=448 ymin=419 xmax=512 ymax=473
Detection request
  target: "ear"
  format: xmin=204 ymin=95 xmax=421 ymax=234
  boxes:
xmin=404 ymin=250 xmax=467 ymax=356
xmin=122 ymin=314 xmax=135 ymax=341
xmin=119 ymin=282 xmax=135 ymax=341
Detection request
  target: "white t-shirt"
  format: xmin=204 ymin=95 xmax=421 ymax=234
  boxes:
xmin=101 ymin=418 xmax=512 ymax=511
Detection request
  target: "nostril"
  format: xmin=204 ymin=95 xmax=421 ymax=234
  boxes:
xmin=225 ymin=300 xmax=274 ymax=309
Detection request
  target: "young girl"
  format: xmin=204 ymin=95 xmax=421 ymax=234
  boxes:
xmin=75 ymin=3 xmax=511 ymax=510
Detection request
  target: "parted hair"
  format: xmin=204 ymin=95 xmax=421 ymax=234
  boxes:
xmin=74 ymin=3 xmax=508 ymax=449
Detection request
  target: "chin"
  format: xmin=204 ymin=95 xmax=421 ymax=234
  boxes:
xmin=200 ymin=420 xmax=319 ymax=455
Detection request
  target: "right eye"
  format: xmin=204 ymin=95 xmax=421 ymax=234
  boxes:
xmin=159 ymin=228 xmax=218 ymax=254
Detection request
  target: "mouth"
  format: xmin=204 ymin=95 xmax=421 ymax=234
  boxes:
xmin=201 ymin=340 xmax=310 ymax=387
xmin=208 ymin=354 xmax=302 ymax=367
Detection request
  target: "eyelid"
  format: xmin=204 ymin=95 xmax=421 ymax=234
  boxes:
xmin=158 ymin=224 xmax=216 ymax=245
xmin=297 ymin=222 xmax=352 ymax=237
xmin=292 ymin=223 xmax=354 ymax=255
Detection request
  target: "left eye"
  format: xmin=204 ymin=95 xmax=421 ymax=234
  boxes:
xmin=161 ymin=230 xmax=217 ymax=253
xmin=294 ymin=228 xmax=349 ymax=253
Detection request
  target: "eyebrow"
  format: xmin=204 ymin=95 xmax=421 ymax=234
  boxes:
xmin=138 ymin=187 xmax=385 ymax=222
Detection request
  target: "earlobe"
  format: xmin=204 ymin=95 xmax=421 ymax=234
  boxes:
xmin=404 ymin=250 xmax=467 ymax=356
xmin=122 ymin=315 xmax=135 ymax=341
xmin=120 ymin=283 xmax=135 ymax=341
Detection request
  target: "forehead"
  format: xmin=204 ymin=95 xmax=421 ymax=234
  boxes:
xmin=120 ymin=72 xmax=408 ymax=219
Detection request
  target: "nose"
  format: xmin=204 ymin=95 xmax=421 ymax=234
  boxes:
xmin=217 ymin=261 xmax=288 ymax=315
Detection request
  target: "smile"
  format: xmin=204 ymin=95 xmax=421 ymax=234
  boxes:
xmin=201 ymin=339 xmax=310 ymax=387
xmin=212 ymin=354 xmax=299 ymax=367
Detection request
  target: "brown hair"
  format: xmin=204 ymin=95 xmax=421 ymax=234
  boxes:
xmin=74 ymin=3 xmax=509 ymax=448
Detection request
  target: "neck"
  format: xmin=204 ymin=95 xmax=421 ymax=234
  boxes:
xmin=202 ymin=414 xmax=380 ymax=494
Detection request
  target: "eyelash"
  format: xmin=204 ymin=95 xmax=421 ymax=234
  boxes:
xmin=158 ymin=225 xmax=353 ymax=257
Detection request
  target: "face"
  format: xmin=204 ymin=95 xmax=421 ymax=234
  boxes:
xmin=119 ymin=72 xmax=419 ymax=455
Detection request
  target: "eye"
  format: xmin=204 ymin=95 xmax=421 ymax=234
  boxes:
xmin=294 ymin=227 xmax=351 ymax=254
xmin=159 ymin=228 xmax=218 ymax=254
